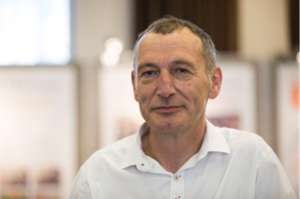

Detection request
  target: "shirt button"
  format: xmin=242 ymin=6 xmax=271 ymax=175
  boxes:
xmin=173 ymin=175 xmax=179 ymax=181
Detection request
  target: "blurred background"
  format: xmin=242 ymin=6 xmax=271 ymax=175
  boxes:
xmin=0 ymin=0 xmax=298 ymax=198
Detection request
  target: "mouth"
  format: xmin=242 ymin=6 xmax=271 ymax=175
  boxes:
xmin=152 ymin=105 xmax=182 ymax=114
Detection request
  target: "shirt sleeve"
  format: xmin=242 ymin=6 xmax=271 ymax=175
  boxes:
xmin=255 ymin=149 xmax=297 ymax=199
xmin=69 ymin=167 xmax=93 ymax=199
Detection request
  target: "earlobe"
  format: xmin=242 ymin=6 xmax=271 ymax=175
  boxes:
xmin=131 ymin=71 xmax=139 ymax=102
xmin=208 ymin=66 xmax=222 ymax=99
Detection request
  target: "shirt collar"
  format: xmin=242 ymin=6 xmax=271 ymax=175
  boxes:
xmin=120 ymin=123 xmax=149 ymax=169
xmin=121 ymin=120 xmax=230 ymax=169
xmin=201 ymin=120 xmax=230 ymax=155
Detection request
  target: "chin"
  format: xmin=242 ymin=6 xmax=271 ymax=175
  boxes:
xmin=150 ymin=121 xmax=186 ymax=134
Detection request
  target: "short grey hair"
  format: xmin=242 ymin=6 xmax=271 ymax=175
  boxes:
xmin=133 ymin=15 xmax=217 ymax=75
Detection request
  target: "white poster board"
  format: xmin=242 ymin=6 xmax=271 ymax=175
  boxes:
xmin=206 ymin=61 xmax=257 ymax=132
xmin=276 ymin=62 xmax=299 ymax=197
xmin=99 ymin=65 xmax=144 ymax=147
xmin=0 ymin=66 xmax=77 ymax=199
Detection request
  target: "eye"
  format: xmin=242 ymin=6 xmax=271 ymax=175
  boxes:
xmin=173 ymin=68 xmax=190 ymax=74
xmin=172 ymin=68 xmax=192 ymax=80
xmin=141 ymin=70 xmax=158 ymax=77
xmin=177 ymin=68 xmax=188 ymax=73
xmin=139 ymin=69 xmax=159 ymax=84
xmin=143 ymin=71 xmax=154 ymax=76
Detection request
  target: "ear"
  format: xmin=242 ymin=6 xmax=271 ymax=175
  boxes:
xmin=131 ymin=70 xmax=139 ymax=102
xmin=208 ymin=66 xmax=222 ymax=99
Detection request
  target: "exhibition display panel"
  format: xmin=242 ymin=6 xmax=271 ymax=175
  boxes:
xmin=276 ymin=62 xmax=299 ymax=197
xmin=0 ymin=66 xmax=77 ymax=199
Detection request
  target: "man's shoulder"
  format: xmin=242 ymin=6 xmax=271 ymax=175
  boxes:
xmin=214 ymin=126 xmax=272 ymax=161
xmin=217 ymin=126 xmax=264 ymax=144
xmin=82 ymin=134 xmax=136 ymax=169
xmin=98 ymin=134 xmax=136 ymax=153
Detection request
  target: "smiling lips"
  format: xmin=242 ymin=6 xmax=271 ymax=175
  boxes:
xmin=153 ymin=105 xmax=182 ymax=113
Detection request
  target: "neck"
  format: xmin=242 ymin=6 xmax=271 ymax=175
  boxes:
xmin=142 ymin=120 xmax=206 ymax=174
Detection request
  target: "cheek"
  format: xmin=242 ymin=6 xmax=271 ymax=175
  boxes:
xmin=184 ymin=82 xmax=209 ymax=106
xmin=137 ymin=80 xmax=158 ymax=96
xmin=138 ymin=94 xmax=148 ymax=106
xmin=137 ymin=86 xmax=152 ymax=106
xmin=176 ymin=81 xmax=203 ymax=102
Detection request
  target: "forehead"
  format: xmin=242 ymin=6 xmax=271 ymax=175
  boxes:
xmin=135 ymin=28 xmax=203 ymax=67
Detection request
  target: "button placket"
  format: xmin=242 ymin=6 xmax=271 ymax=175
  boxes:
xmin=169 ymin=171 xmax=185 ymax=199
xmin=174 ymin=196 xmax=182 ymax=198
xmin=173 ymin=174 xmax=181 ymax=181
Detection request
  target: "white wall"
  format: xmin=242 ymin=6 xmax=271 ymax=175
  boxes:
xmin=238 ymin=0 xmax=290 ymax=60
xmin=73 ymin=0 xmax=135 ymax=165
xmin=74 ymin=0 xmax=134 ymax=62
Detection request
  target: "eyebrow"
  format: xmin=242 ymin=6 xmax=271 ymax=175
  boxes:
xmin=171 ymin=60 xmax=195 ymax=69
xmin=137 ymin=59 xmax=195 ymax=72
xmin=137 ymin=63 xmax=159 ymax=72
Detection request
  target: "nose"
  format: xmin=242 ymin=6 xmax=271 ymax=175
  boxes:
xmin=156 ymin=70 xmax=176 ymax=98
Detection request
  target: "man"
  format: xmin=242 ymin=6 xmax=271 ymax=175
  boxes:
xmin=70 ymin=16 xmax=296 ymax=198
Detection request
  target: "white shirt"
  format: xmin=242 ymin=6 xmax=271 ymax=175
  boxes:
xmin=69 ymin=121 xmax=296 ymax=199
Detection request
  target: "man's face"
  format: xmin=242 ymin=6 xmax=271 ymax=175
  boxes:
xmin=132 ymin=28 xmax=218 ymax=134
